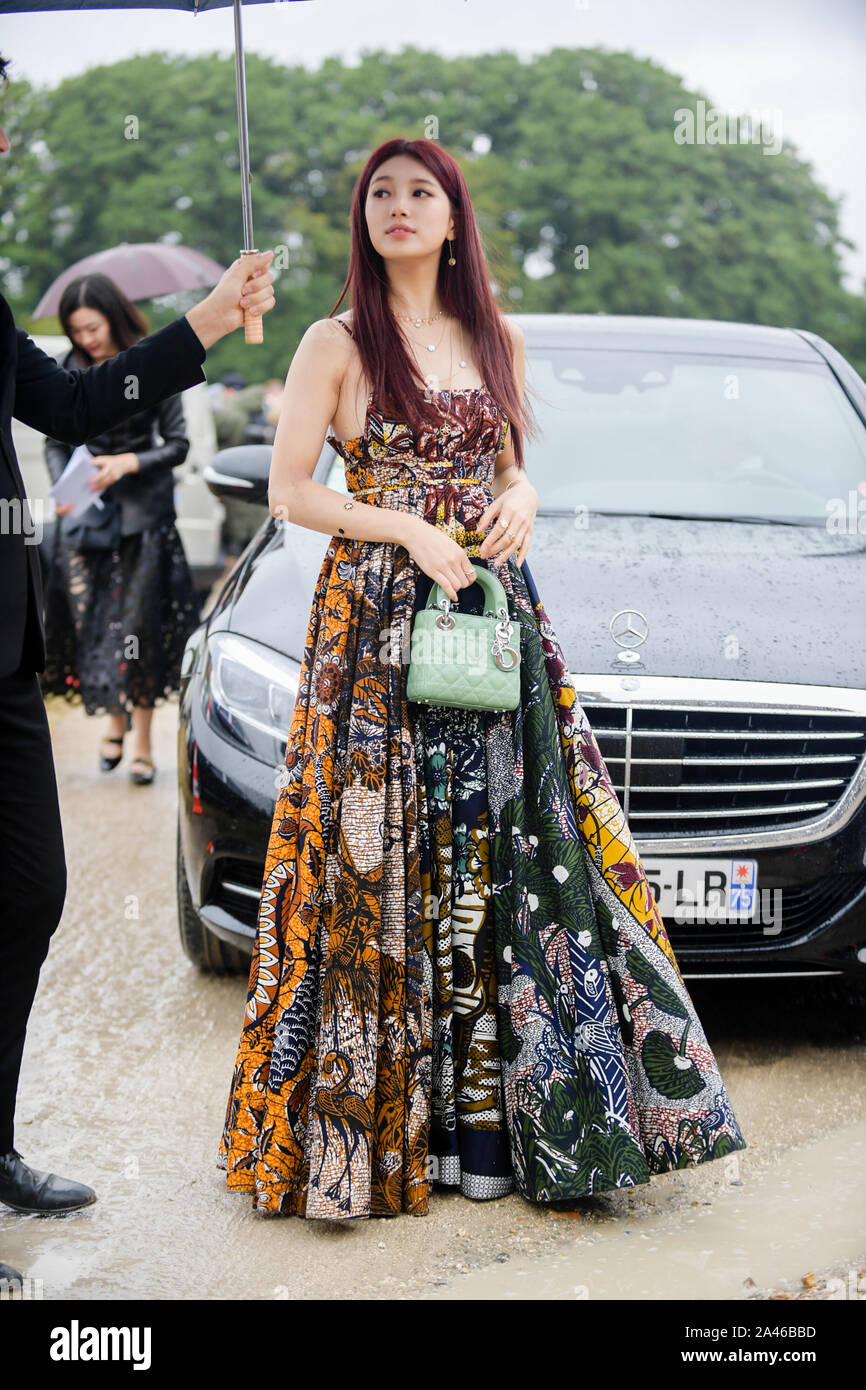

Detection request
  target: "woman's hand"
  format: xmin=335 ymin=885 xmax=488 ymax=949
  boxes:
xmin=404 ymin=518 xmax=478 ymax=602
xmin=54 ymin=500 xmax=75 ymax=516
xmin=88 ymin=453 xmax=138 ymax=491
xmin=477 ymin=474 xmax=538 ymax=567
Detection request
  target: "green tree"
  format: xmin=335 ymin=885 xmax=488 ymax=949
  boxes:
xmin=1 ymin=45 xmax=863 ymax=381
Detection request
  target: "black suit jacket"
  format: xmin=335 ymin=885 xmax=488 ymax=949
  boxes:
xmin=0 ymin=291 xmax=207 ymax=679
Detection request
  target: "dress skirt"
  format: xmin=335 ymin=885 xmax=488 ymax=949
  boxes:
xmin=40 ymin=520 xmax=201 ymax=716
xmin=217 ymin=431 xmax=748 ymax=1219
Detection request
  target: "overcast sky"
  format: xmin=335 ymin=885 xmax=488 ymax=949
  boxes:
xmin=4 ymin=0 xmax=866 ymax=292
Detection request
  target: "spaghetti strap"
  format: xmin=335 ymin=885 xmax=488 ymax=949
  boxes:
xmin=334 ymin=317 xmax=370 ymax=400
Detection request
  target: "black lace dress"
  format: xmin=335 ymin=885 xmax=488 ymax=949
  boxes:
xmin=39 ymin=348 xmax=201 ymax=716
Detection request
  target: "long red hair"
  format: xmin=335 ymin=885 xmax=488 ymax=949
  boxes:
xmin=328 ymin=137 xmax=533 ymax=468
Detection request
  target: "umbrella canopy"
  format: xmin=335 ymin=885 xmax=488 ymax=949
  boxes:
xmin=32 ymin=242 xmax=228 ymax=320
xmin=0 ymin=0 xmax=314 ymax=341
xmin=0 ymin=0 xmax=291 ymax=7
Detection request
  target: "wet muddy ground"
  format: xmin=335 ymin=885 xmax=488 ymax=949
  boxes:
xmin=2 ymin=697 xmax=865 ymax=1301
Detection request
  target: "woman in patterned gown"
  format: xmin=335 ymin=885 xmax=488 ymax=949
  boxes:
xmin=218 ymin=137 xmax=747 ymax=1220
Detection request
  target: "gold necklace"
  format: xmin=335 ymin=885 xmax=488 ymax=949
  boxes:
xmin=404 ymin=318 xmax=470 ymax=375
xmin=392 ymin=305 xmax=446 ymax=333
xmin=401 ymin=315 xmax=449 ymax=357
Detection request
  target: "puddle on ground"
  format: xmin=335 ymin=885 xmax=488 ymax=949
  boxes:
xmin=428 ymin=1120 xmax=866 ymax=1299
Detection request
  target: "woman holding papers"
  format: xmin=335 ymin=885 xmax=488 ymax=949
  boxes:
xmin=40 ymin=273 xmax=199 ymax=785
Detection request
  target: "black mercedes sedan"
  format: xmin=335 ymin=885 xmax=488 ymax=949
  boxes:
xmin=176 ymin=313 xmax=866 ymax=982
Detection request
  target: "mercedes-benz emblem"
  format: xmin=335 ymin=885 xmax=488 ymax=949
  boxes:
xmin=609 ymin=609 xmax=649 ymax=648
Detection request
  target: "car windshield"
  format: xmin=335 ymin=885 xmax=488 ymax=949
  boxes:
xmin=523 ymin=347 xmax=866 ymax=524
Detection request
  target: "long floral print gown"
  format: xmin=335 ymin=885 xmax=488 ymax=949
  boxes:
xmin=217 ymin=319 xmax=747 ymax=1219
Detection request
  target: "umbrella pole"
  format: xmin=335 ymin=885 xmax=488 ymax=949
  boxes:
xmin=233 ymin=0 xmax=262 ymax=345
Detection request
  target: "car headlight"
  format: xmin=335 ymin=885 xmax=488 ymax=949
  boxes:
xmin=201 ymin=631 xmax=300 ymax=766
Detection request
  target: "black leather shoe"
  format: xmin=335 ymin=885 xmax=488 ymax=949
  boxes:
xmin=0 ymin=1262 xmax=24 ymax=1291
xmin=0 ymin=1149 xmax=97 ymax=1215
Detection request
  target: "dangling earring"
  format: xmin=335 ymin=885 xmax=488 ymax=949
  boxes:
xmin=447 ymin=238 xmax=456 ymax=267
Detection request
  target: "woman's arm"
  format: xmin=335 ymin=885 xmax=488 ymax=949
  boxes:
xmin=133 ymin=392 xmax=191 ymax=476
xmin=267 ymin=319 xmax=424 ymax=548
xmin=490 ymin=317 xmax=530 ymax=498
xmin=477 ymin=320 xmax=537 ymax=566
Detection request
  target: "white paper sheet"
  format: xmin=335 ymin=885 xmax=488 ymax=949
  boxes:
xmin=49 ymin=445 xmax=107 ymax=519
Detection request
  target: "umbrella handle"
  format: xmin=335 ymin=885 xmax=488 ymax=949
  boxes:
xmin=240 ymin=249 xmax=263 ymax=345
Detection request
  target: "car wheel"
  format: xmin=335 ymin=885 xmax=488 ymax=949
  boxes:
xmin=176 ymin=821 xmax=249 ymax=975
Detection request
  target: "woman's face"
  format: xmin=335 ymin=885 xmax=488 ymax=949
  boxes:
xmin=66 ymin=306 xmax=116 ymax=362
xmin=365 ymin=154 xmax=455 ymax=266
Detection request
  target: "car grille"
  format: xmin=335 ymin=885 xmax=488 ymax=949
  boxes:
xmin=664 ymin=870 xmax=866 ymax=954
xmin=205 ymin=684 xmax=866 ymax=942
xmin=579 ymin=696 xmax=866 ymax=838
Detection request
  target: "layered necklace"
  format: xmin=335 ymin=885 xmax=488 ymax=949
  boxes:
xmin=391 ymin=304 xmax=469 ymax=386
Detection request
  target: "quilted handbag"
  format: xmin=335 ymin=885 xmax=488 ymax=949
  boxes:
xmin=406 ymin=560 xmax=520 ymax=712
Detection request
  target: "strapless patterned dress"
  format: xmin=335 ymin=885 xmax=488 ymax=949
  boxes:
xmin=217 ymin=321 xmax=747 ymax=1220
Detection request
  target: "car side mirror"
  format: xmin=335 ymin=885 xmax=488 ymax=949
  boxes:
xmin=203 ymin=445 xmax=271 ymax=504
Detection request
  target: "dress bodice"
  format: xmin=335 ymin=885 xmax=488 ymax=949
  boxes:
xmin=324 ymin=319 xmax=509 ymax=538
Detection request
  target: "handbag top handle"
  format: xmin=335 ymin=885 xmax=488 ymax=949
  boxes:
xmin=426 ymin=560 xmax=509 ymax=618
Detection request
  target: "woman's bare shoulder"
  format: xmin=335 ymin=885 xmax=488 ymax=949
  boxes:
xmin=501 ymin=314 xmax=524 ymax=348
xmin=293 ymin=315 xmax=356 ymax=385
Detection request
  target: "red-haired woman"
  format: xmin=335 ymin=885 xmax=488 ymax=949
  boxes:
xmin=218 ymin=139 xmax=747 ymax=1221
xmin=40 ymin=273 xmax=200 ymax=784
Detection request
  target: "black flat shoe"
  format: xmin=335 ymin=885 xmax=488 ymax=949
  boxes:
xmin=129 ymin=755 xmax=155 ymax=786
xmin=98 ymin=735 xmax=125 ymax=772
xmin=0 ymin=1149 xmax=97 ymax=1215
xmin=99 ymin=711 xmax=132 ymax=772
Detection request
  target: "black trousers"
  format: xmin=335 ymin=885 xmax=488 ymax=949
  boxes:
xmin=0 ymin=648 xmax=67 ymax=1153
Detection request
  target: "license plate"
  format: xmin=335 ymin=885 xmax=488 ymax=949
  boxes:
xmin=643 ymin=858 xmax=759 ymax=922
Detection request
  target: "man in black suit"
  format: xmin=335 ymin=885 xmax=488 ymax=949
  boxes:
xmin=0 ymin=50 xmax=275 ymax=1289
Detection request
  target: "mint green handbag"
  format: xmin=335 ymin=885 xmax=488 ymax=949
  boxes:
xmin=406 ymin=561 xmax=521 ymax=712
